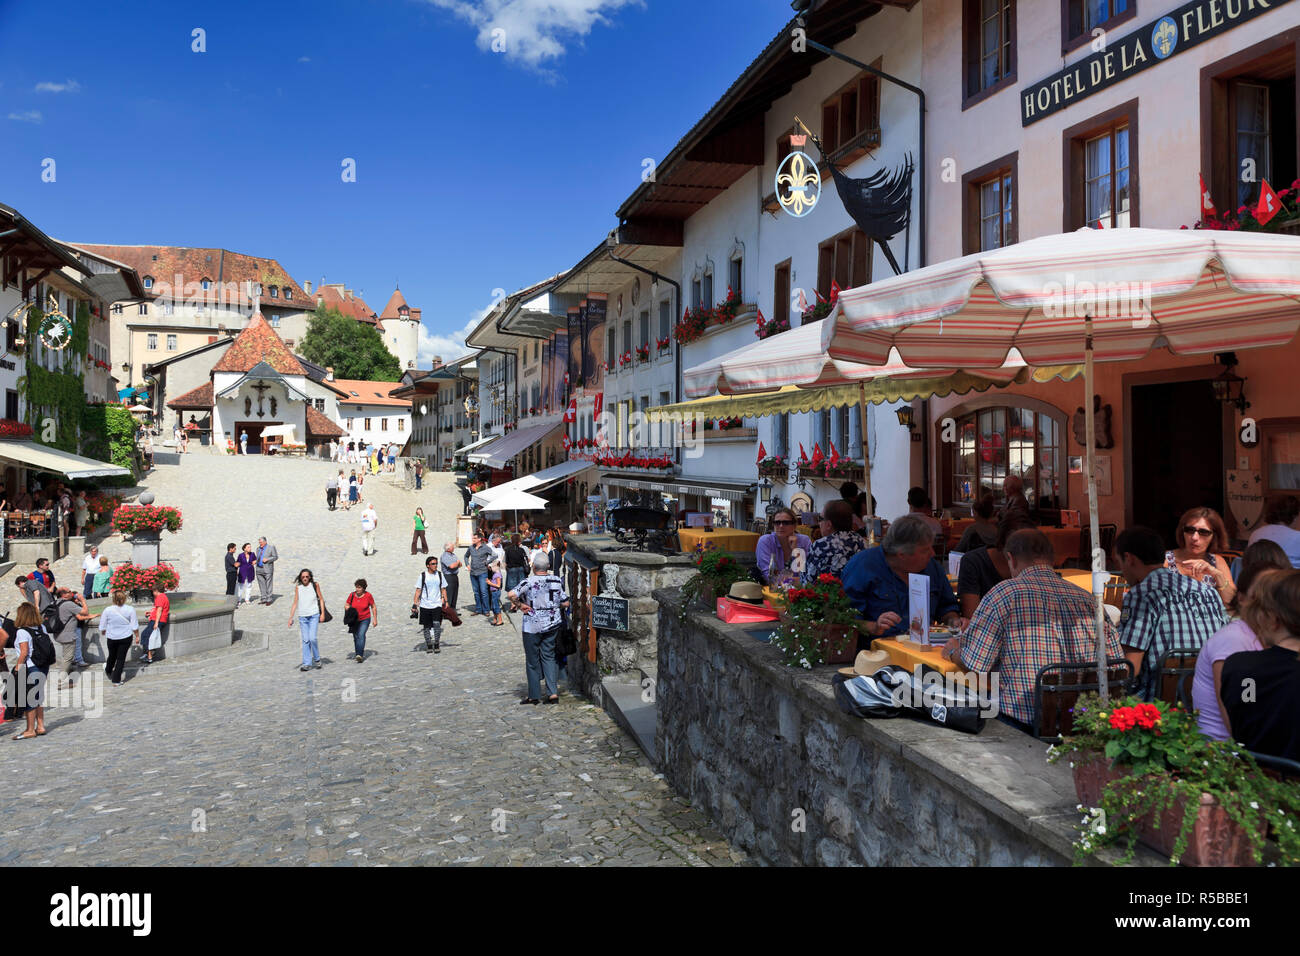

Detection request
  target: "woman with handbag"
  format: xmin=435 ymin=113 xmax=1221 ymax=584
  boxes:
xmin=412 ymin=556 xmax=448 ymax=654
xmin=344 ymin=578 xmax=376 ymax=663
xmin=287 ymin=568 xmax=330 ymax=672
xmin=137 ymin=585 xmax=169 ymax=666
xmin=507 ymin=552 xmax=569 ymax=705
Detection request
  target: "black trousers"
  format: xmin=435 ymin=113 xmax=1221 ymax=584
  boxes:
xmin=326 ymin=487 xmax=338 ymax=510
xmin=443 ymin=574 xmax=459 ymax=610
xmin=226 ymin=570 xmax=237 ymax=595
xmin=105 ymin=637 xmax=132 ymax=684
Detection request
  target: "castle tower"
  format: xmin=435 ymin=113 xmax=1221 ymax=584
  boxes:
xmin=379 ymin=288 xmax=421 ymax=372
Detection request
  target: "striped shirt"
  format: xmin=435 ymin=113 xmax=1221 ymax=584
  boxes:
xmin=959 ymin=565 xmax=1121 ymax=726
xmin=1120 ymin=567 xmax=1227 ymax=699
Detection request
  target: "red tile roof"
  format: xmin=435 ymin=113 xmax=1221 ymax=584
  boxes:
xmin=306 ymin=405 xmax=345 ymax=438
xmin=314 ymin=284 xmax=378 ymax=325
xmin=332 ymin=378 xmax=413 ymax=408
xmin=72 ymin=244 xmax=312 ymax=308
xmin=211 ymin=313 xmax=305 ymax=375
xmin=167 ymin=382 xmax=214 ymax=409
xmin=379 ymin=288 xmax=410 ymax=320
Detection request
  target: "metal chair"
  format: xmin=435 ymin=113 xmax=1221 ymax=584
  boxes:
xmin=1248 ymin=750 xmax=1300 ymax=781
xmin=1032 ymin=659 xmax=1135 ymax=741
xmin=1154 ymin=648 xmax=1199 ymax=710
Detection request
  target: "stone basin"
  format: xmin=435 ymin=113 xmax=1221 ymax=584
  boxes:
xmin=78 ymin=591 xmax=235 ymax=663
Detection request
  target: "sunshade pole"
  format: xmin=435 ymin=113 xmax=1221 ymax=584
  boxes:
xmin=858 ymin=383 xmax=875 ymax=548
xmin=1084 ymin=315 xmax=1109 ymax=702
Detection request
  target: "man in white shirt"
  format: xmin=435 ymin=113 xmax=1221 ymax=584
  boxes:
xmin=80 ymin=545 xmax=100 ymax=600
xmin=361 ymin=504 xmax=378 ymax=556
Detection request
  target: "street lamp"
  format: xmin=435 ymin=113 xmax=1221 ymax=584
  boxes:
xmin=1212 ymin=352 xmax=1250 ymax=413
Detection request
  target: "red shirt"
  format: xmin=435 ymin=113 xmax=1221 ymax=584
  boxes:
xmin=151 ymin=592 xmax=170 ymax=624
xmin=347 ymin=591 xmax=374 ymax=621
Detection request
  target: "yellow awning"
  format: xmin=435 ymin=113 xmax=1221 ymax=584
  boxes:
xmin=648 ymin=369 xmax=1031 ymax=423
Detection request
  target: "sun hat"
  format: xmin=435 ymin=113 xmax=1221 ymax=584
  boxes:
xmin=727 ymin=581 xmax=765 ymax=605
xmin=837 ymin=649 xmax=890 ymax=678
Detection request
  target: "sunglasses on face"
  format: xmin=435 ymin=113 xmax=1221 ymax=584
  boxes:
xmin=1183 ymin=526 xmax=1214 ymax=538
xmin=772 ymin=519 xmax=795 ymax=526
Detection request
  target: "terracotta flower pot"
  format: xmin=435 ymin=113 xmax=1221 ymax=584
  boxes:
xmin=779 ymin=612 xmax=856 ymax=664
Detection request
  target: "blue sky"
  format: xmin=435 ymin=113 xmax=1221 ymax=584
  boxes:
xmin=0 ymin=0 xmax=797 ymax=362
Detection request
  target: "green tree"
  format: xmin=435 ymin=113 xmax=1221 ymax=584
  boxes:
xmin=298 ymin=306 xmax=403 ymax=381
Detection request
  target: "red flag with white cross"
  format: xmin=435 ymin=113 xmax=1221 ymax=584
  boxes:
xmin=1199 ymin=173 xmax=1217 ymax=219
xmin=828 ymin=440 xmax=840 ymax=467
xmin=1256 ymin=179 xmax=1282 ymax=226
xmin=756 ymin=441 xmax=767 ymax=465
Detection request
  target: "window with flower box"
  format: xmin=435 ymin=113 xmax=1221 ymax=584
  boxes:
xmin=943 ymin=400 xmax=1066 ymax=510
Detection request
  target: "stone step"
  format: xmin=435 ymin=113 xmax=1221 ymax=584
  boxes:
xmin=600 ymin=677 xmax=658 ymax=764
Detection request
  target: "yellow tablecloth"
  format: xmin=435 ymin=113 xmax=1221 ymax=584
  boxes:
xmin=678 ymin=527 xmax=762 ymax=553
xmin=947 ymin=522 xmax=1080 ymax=567
xmin=1059 ymin=569 xmax=1127 ymax=607
xmin=871 ymin=637 xmax=965 ymax=676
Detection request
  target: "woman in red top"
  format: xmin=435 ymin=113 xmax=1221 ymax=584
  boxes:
xmin=345 ymin=578 xmax=377 ymax=663
xmin=138 ymin=586 xmax=169 ymax=665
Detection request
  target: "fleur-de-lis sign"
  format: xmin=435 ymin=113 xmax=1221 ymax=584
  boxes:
xmin=775 ymin=150 xmax=821 ymax=218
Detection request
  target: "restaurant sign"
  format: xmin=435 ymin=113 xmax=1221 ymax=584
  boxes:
xmin=1021 ymin=0 xmax=1292 ymax=126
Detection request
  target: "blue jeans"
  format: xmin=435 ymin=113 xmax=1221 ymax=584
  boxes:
xmin=298 ymin=614 xmax=320 ymax=666
xmin=471 ymin=573 xmax=490 ymax=614
xmin=522 ymin=626 xmax=560 ymax=699
xmin=505 ymin=566 xmax=526 ymax=594
xmin=141 ymin=621 xmax=168 ymax=658
xmin=83 ymin=576 xmax=94 ymax=599
xmin=488 ymin=585 xmax=502 ymax=616
xmin=352 ymin=617 xmax=370 ymax=657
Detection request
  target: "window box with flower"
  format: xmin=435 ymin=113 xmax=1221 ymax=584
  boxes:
xmin=1184 ymin=179 xmax=1300 ymax=234
xmin=655 ymin=335 xmax=671 ymax=355
xmin=680 ymin=543 xmax=751 ymax=616
xmin=635 ymin=344 xmax=650 ymax=364
xmin=755 ymin=308 xmax=790 ymax=340
xmin=758 ymin=455 xmax=787 ymax=478
xmin=770 ymin=574 xmax=857 ymax=668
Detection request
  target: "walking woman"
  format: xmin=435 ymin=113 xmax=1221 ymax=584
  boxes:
xmin=287 ymin=568 xmax=329 ymax=672
xmin=345 ymin=578 xmax=376 ymax=663
xmin=235 ymin=542 xmax=257 ymax=606
xmin=411 ymin=507 xmax=430 ymax=555
xmin=508 ymin=552 xmax=570 ymax=705
xmin=504 ymin=533 xmax=529 ymax=594
xmin=11 ymin=603 xmax=50 ymax=738
xmin=412 ymin=556 xmax=447 ymax=653
xmin=346 ymin=470 xmax=359 ymax=511
xmin=99 ymin=590 xmax=140 ymax=688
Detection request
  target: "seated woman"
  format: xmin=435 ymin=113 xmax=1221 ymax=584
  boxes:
xmin=1165 ymin=506 xmax=1236 ymax=606
xmin=956 ymin=514 xmax=1036 ymax=619
xmin=1220 ymin=568 xmax=1300 ymax=761
xmin=1192 ymin=540 xmax=1290 ymax=741
xmin=1247 ymin=495 xmax=1300 ymax=568
xmin=755 ymin=507 xmax=811 ymax=586
xmin=955 ymin=494 xmax=998 ymax=553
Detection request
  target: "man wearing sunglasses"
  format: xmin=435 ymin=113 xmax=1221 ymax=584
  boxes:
xmin=1114 ymin=525 xmax=1227 ymax=700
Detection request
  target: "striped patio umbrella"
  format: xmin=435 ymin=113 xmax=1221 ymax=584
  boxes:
xmin=817 ymin=227 xmax=1300 ymax=697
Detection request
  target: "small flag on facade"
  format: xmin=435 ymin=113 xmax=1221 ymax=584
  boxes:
xmin=828 ymin=440 xmax=840 ymax=467
xmin=799 ymin=442 xmax=809 ymax=464
xmin=1256 ymin=178 xmax=1282 ymax=226
xmin=829 ymin=280 xmax=841 ymax=305
xmin=1199 ymin=173 xmax=1217 ymax=219
xmin=810 ymin=442 xmax=824 ymax=467
xmin=756 ymin=441 xmax=767 ymax=465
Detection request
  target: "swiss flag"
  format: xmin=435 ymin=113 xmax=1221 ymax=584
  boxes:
xmin=814 ymin=288 xmax=827 ymax=304
xmin=756 ymin=441 xmax=767 ymax=465
xmin=828 ymin=440 xmax=840 ymax=467
xmin=562 ymin=435 xmax=572 ymax=451
xmin=829 ymin=280 xmax=841 ymax=305
xmin=1256 ymin=178 xmax=1282 ymax=226
xmin=799 ymin=442 xmax=809 ymax=464
xmin=1199 ymin=173 xmax=1217 ymax=219
xmin=810 ymin=443 xmax=824 ymax=467
xmin=563 ymin=398 xmax=577 ymax=423
xmin=593 ymin=392 xmax=603 ymax=419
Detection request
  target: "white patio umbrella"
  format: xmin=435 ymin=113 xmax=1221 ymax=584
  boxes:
xmin=475 ymin=487 xmax=549 ymax=534
xmin=127 ymin=404 xmax=152 ymax=414
xmin=818 ymin=226 xmax=1300 ymax=696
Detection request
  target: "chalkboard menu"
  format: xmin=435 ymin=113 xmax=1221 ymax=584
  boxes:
xmin=591 ymin=595 xmax=629 ymax=631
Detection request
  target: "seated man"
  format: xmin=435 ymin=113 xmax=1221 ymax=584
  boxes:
xmin=942 ymin=529 xmax=1121 ymax=734
xmin=1000 ymin=474 xmax=1031 ymax=523
xmin=906 ymin=486 xmax=943 ymax=538
xmin=804 ymin=499 xmax=866 ymax=583
xmin=1114 ymin=526 xmax=1227 ymax=700
xmin=841 ymin=514 xmax=961 ymax=650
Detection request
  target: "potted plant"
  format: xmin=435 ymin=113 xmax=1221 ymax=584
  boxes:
xmin=680 ymin=543 xmax=751 ymax=615
xmin=755 ymin=308 xmax=790 ymax=340
xmin=111 ymin=504 xmax=183 ymax=535
xmin=109 ymin=562 xmax=180 ymax=603
xmin=635 ymin=344 xmax=650 ymax=363
xmin=770 ymin=573 xmax=857 ymax=668
xmin=758 ymin=454 xmax=787 ymax=478
xmin=1049 ymin=694 xmax=1300 ymax=866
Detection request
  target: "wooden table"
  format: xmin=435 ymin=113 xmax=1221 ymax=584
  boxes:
xmin=871 ymin=636 xmax=967 ymax=677
xmin=677 ymin=527 xmax=762 ymax=553
xmin=1059 ymin=569 xmax=1127 ymax=607
xmin=946 ymin=521 xmax=1080 ymax=567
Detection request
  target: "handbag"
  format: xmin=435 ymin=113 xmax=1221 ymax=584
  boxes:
xmin=315 ymin=583 xmax=333 ymax=623
xmin=147 ymin=627 xmax=163 ymax=651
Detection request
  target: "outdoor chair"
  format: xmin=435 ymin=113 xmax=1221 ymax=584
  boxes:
xmin=1154 ymin=649 xmax=1199 ymax=711
xmin=1248 ymin=750 xmax=1300 ymax=781
xmin=1032 ymin=659 xmax=1135 ymax=741
xmin=1070 ymin=523 xmax=1117 ymax=570
xmin=1103 ymin=574 xmax=1127 ymax=608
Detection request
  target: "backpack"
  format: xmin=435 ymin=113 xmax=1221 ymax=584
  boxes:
xmin=41 ymin=598 xmax=66 ymax=636
xmin=25 ymin=627 xmax=56 ymax=670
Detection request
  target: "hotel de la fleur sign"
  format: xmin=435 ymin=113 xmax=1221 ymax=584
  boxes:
xmin=1021 ymin=0 xmax=1292 ymax=126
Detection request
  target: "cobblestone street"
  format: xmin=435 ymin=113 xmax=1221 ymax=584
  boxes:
xmin=0 ymin=452 xmax=747 ymax=866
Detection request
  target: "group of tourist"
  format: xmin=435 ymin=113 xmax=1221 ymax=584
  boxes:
xmin=0 ymin=477 xmax=92 ymax=538
xmin=330 ymin=440 xmax=401 ymax=474
xmin=224 ymin=537 xmax=279 ymax=606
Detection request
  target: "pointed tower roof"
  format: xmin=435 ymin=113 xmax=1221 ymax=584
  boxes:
xmin=212 ymin=312 xmax=305 ymax=376
xmin=380 ymin=288 xmax=411 ymax=321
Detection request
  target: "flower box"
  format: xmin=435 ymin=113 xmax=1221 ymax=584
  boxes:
xmin=778 ymin=611 xmax=856 ymax=664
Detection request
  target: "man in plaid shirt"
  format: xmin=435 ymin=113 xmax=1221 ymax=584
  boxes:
xmin=944 ymin=529 xmax=1120 ymax=732
xmin=1114 ymin=526 xmax=1227 ymax=699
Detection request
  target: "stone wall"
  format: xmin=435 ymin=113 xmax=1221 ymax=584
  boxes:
xmin=654 ymin=587 xmax=1131 ymax=867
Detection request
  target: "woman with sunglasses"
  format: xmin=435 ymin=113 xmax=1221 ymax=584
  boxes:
xmin=1165 ymin=507 xmax=1236 ymax=605
xmin=755 ymin=508 xmax=812 ymax=586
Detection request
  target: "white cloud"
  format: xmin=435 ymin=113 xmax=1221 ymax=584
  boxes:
xmin=418 ymin=315 xmax=480 ymax=366
xmin=7 ymin=110 xmax=42 ymax=124
xmin=35 ymin=79 xmax=81 ymax=93
xmin=298 ymin=56 xmax=311 ymax=63
xmin=428 ymin=0 xmax=641 ymax=75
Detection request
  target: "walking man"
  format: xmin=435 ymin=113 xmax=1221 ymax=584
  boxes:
xmin=240 ymin=429 xmax=249 ymax=455
xmin=361 ymin=502 xmax=378 ymax=556
xmin=224 ymin=542 xmax=237 ymax=596
xmin=255 ymin=536 xmax=279 ymax=605
xmin=326 ymin=472 xmax=339 ymax=511
xmin=412 ymin=556 xmax=448 ymax=654
xmin=464 ymin=531 xmax=495 ymax=615
xmin=414 ymin=459 xmax=424 ymax=491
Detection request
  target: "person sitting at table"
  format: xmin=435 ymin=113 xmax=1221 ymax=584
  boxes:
xmin=942 ymin=528 xmax=1121 ymax=735
xmin=1114 ymin=525 xmax=1227 ymax=700
xmin=805 ymin=500 xmax=866 ymax=583
xmin=956 ymin=514 xmax=1036 ymax=619
xmin=841 ymin=514 xmax=962 ymax=650
xmin=1247 ymin=495 xmax=1300 ymax=568
xmin=755 ymin=508 xmax=811 ymax=586
xmin=906 ymin=487 xmax=942 ymax=537
xmin=1219 ymin=568 xmax=1300 ymax=761
xmin=955 ymin=495 xmax=998 ymax=554
xmin=839 ymin=482 xmax=864 ymax=533
xmin=1192 ymin=542 xmax=1290 ymax=742
xmin=1000 ymin=475 xmax=1031 ymax=523
xmin=1165 ymin=507 xmax=1236 ymax=606
xmin=12 ymin=488 xmax=32 ymax=511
